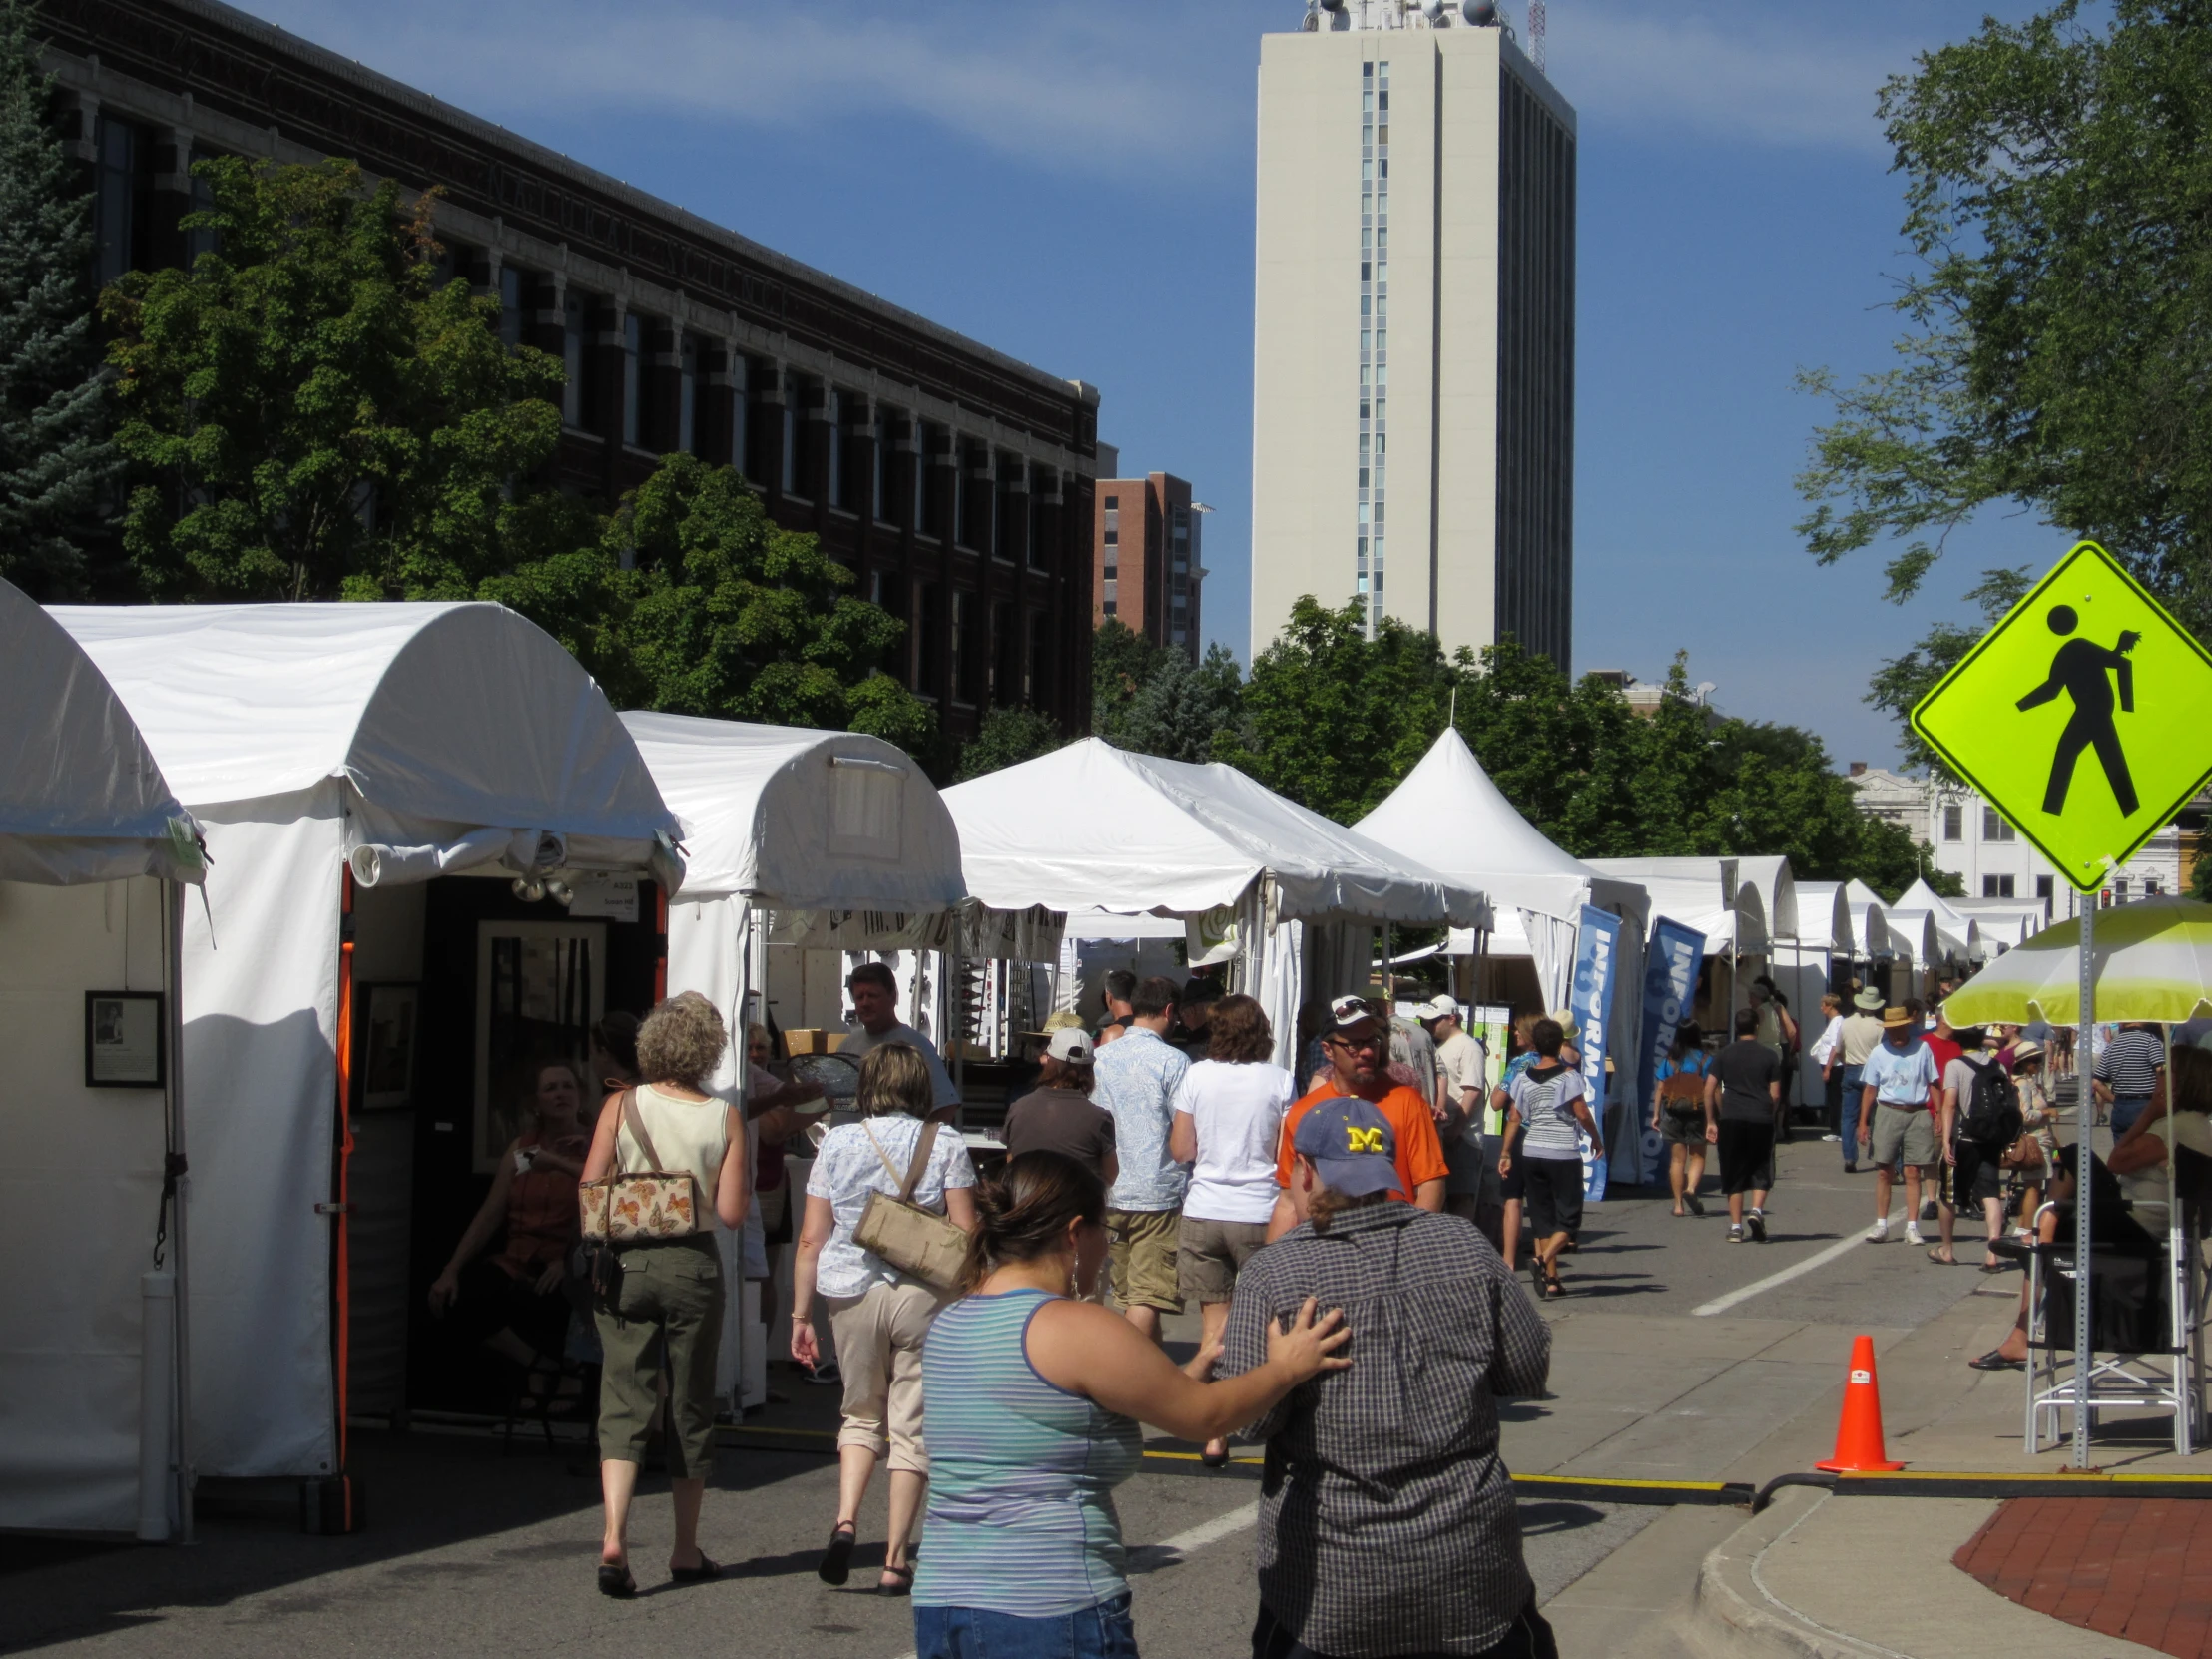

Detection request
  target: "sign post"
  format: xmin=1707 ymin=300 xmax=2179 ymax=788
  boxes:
xmin=1913 ymin=539 xmax=2212 ymax=1466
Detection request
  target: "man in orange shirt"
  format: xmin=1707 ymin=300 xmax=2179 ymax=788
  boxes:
xmin=1268 ymin=995 xmax=1448 ymax=1241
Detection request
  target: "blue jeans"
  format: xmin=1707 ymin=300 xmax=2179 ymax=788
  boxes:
xmin=1839 ymin=1066 xmax=1864 ymax=1165
xmin=2110 ymin=1095 xmax=2155 ymax=1136
xmin=916 ymin=1594 xmax=1137 ymax=1659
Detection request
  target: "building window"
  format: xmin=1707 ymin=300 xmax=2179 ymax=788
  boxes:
xmin=728 ymin=355 xmax=753 ymax=478
xmin=94 ymin=115 xmax=148 ymax=287
xmin=956 ymin=442 xmax=985 ymax=549
xmin=678 ymin=337 xmax=698 ymax=455
xmin=873 ymin=405 xmax=895 ymax=522
xmin=1029 ymin=466 xmax=1052 ymax=570
xmin=916 ymin=582 xmax=942 ymax=692
xmin=619 ymin=313 xmax=643 ymax=447
xmin=1982 ymin=807 xmax=2015 ymax=842
xmin=1942 ymin=804 xmax=1963 ymax=841
xmin=562 ymin=291 xmax=586 ymax=427
xmin=1027 ymin=610 xmax=1048 ymax=702
xmin=951 ymin=589 xmax=979 ymax=703
xmin=498 ymin=266 xmax=524 ymax=352
xmin=1982 ymin=874 xmax=2016 ymax=898
xmin=2147 ymin=879 xmax=2164 ymax=897
xmin=826 ymin=389 xmax=845 ymax=509
xmin=918 ymin=423 xmax=944 ymax=536
xmin=1353 ymin=58 xmax=1389 ymax=631
xmin=2035 ymin=874 xmax=2054 ymax=912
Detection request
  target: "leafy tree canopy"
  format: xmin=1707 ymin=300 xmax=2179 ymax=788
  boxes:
xmin=1797 ymin=0 xmax=2212 ymax=748
xmin=955 ymin=704 xmax=1067 ymax=783
xmin=0 ymin=0 xmax=116 ymax=596
xmin=104 ymin=157 xmax=563 ymax=601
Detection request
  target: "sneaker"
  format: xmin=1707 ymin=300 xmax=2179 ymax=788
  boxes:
xmin=1727 ymin=1223 xmax=1744 ymax=1243
xmin=1906 ymin=1221 xmax=1926 ymax=1247
xmin=1866 ymin=1218 xmax=1890 ymax=1243
xmin=1921 ymin=1199 xmax=1939 ymax=1223
xmin=1748 ymin=1208 xmax=1768 ymax=1243
xmin=1822 ymin=1133 xmax=1842 ymax=1142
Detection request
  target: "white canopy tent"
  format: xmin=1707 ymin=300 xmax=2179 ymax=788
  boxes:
xmin=0 ymin=583 xmax=203 ymax=1538
xmin=623 ymin=713 xmax=968 ymax=1411
xmin=943 ymin=739 xmax=1490 ymax=1070
xmin=1587 ymin=858 xmax=1770 ymax=957
xmin=1352 ymin=728 xmax=1649 ymax=1012
xmin=51 ymin=602 xmax=680 ymax=1489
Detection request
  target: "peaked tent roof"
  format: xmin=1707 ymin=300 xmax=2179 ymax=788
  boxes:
xmin=943 ymin=737 xmax=1489 ymax=926
xmin=53 ymin=603 xmax=676 ymax=849
xmin=622 ymin=713 xmax=963 ymax=910
xmin=1352 ymin=728 xmax=1645 ymax=927
xmin=0 ymin=579 xmax=201 ymax=885
xmin=1790 ymin=881 xmax=1858 ymax=953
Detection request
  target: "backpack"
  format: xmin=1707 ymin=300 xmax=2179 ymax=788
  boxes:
xmin=1958 ymin=1057 xmax=2022 ymax=1148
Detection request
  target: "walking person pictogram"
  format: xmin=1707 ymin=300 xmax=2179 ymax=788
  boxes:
xmin=2015 ymin=605 xmax=2142 ymax=817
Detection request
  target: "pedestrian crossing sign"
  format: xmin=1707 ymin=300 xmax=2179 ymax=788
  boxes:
xmin=1910 ymin=540 xmax=2212 ymax=894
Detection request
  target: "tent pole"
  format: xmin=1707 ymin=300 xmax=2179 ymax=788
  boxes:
xmin=2073 ymin=896 xmax=2095 ymax=1467
xmin=166 ymin=877 xmax=196 ymax=1544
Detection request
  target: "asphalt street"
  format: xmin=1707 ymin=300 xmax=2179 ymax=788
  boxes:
xmin=0 ymin=1135 xmax=2016 ymax=1659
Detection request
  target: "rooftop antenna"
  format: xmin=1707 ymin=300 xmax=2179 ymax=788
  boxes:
xmin=1527 ymin=0 xmax=1546 ymax=72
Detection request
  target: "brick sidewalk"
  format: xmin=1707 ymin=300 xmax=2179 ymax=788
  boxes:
xmin=1956 ymin=1498 xmax=2212 ymax=1658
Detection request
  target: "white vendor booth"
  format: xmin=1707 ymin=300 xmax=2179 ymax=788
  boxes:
xmin=51 ymin=602 xmax=681 ymax=1519
xmin=0 ymin=581 xmax=204 ymax=1539
xmin=619 ymin=713 xmax=969 ymax=1409
xmin=943 ymin=739 xmax=1489 ymax=1072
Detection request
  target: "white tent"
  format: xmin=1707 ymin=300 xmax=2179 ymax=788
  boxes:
xmin=623 ymin=713 xmax=967 ymax=1412
xmin=50 ymin=602 xmax=680 ymax=1489
xmin=1352 ymin=728 xmax=1649 ymax=1010
xmin=943 ymin=739 xmax=1489 ymax=1068
xmin=0 ymin=582 xmax=203 ymax=1537
xmin=1587 ymin=858 xmax=1770 ymax=956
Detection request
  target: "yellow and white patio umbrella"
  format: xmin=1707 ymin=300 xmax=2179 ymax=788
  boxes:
xmin=1944 ymin=897 xmax=2212 ymax=1026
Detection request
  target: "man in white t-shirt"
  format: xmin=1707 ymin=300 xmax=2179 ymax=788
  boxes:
xmin=838 ymin=962 xmax=960 ymax=1120
xmin=1418 ymin=996 xmax=1492 ymax=1235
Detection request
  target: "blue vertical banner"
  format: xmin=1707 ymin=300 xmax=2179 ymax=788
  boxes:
xmin=1634 ymin=917 xmax=1708 ymax=1184
xmin=1570 ymin=905 xmax=1623 ymax=1200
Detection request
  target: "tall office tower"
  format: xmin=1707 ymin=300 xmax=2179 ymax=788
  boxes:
xmin=1251 ymin=0 xmax=1575 ymax=671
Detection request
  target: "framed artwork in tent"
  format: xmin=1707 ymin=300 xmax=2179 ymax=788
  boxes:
xmin=84 ymin=990 xmax=164 ymax=1088
xmin=356 ymin=982 xmax=421 ymax=1111
xmin=473 ymin=919 xmax=606 ymax=1172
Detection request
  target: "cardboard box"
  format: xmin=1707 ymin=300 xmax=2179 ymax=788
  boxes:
xmin=784 ymin=1029 xmax=844 ymax=1056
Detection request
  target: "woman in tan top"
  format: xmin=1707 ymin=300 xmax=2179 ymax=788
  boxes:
xmin=581 ymin=991 xmax=749 ymax=1597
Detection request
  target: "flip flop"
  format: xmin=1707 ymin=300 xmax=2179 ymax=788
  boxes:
xmin=1926 ymin=1248 xmax=1957 ymax=1265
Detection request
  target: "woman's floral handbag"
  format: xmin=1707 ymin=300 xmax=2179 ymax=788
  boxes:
xmin=579 ymin=1090 xmax=702 ymax=1241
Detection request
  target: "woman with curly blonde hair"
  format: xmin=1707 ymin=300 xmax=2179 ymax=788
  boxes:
xmin=580 ymin=991 xmax=748 ymax=1598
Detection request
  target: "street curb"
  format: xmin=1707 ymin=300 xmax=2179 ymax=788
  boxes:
xmin=1689 ymin=1486 xmax=1893 ymax=1659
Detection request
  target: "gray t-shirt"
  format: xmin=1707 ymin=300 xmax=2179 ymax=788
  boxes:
xmin=1507 ymin=1062 xmax=1586 ymax=1159
xmin=838 ymin=1020 xmax=959 ymax=1110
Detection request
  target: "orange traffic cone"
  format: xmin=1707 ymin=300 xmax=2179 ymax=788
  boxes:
xmin=1815 ymin=1334 xmax=1906 ymax=1472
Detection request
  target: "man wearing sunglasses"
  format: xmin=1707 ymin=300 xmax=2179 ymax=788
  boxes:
xmin=1267 ymin=995 xmax=1448 ymax=1242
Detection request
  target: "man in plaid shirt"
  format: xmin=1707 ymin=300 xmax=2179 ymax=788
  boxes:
xmin=1222 ymin=1097 xmax=1554 ymax=1659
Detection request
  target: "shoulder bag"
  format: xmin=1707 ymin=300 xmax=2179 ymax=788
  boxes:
xmin=1659 ymin=1063 xmax=1706 ymax=1122
xmin=852 ymin=1118 xmax=970 ymax=1294
xmin=578 ymin=1090 xmax=704 ymax=1242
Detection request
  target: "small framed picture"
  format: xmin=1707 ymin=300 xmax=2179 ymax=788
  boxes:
xmin=359 ymin=982 xmax=421 ymax=1111
xmin=85 ymin=991 xmax=165 ymax=1089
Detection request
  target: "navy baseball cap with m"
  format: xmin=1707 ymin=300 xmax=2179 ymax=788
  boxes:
xmin=1292 ymin=1097 xmax=1400 ymax=1197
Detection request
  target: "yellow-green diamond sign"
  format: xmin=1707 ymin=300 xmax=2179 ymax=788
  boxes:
xmin=1911 ymin=540 xmax=2212 ymax=894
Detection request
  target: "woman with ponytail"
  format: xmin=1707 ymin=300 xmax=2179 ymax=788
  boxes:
xmin=913 ymin=1151 xmax=1350 ymax=1658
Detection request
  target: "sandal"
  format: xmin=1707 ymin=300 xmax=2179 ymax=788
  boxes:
xmin=878 ymin=1563 xmax=914 ymax=1597
xmin=670 ymin=1552 xmax=721 ymax=1584
xmin=819 ymin=1521 xmax=857 ymax=1586
xmin=1685 ymin=1194 xmax=1705 ymax=1217
xmin=1542 ymin=1274 xmax=1564 ymax=1299
xmin=598 ymin=1563 xmax=637 ymax=1598
xmin=1200 ymin=1440 xmax=1230 ymax=1469
xmin=1925 ymin=1248 xmax=1957 ymax=1265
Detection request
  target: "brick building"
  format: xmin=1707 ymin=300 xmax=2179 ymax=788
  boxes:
xmin=43 ymin=0 xmax=1099 ymax=740
xmin=1092 ymin=470 xmax=1205 ymax=661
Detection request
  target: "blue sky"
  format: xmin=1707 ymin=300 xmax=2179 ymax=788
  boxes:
xmin=249 ymin=0 xmax=2057 ymax=768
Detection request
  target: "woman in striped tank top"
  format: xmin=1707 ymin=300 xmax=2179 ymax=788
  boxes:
xmin=915 ymin=1152 xmax=1350 ymax=1659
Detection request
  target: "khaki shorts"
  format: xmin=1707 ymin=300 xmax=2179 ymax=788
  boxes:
xmin=825 ymin=1278 xmax=944 ymax=1474
xmin=1871 ymin=1104 xmax=1937 ymax=1168
xmin=1107 ymin=1208 xmax=1184 ymax=1314
xmin=1177 ymin=1215 xmax=1270 ymax=1304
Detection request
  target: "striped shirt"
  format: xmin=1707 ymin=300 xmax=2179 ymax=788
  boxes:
xmin=1222 ymin=1202 xmax=1552 ymax=1656
xmin=914 ymin=1290 xmax=1144 ymax=1616
xmin=2094 ymin=1028 xmax=2167 ymax=1098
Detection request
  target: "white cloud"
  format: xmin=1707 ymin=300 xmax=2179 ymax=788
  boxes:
xmin=1545 ymin=3 xmax=1916 ymax=152
xmin=247 ymin=0 xmax=1255 ymax=179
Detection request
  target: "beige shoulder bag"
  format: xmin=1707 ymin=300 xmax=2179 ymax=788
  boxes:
xmin=578 ymin=1089 xmax=704 ymax=1241
xmin=852 ymin=1118 xmax=969 ymax=1293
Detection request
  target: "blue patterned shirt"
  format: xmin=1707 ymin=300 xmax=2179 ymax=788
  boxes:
xmin=1091 ymin=1026 xmax=1190 ymax=1211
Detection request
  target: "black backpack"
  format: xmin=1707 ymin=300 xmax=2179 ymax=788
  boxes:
xmin=1958 ymin=1057 xmax=2022 ymax=1148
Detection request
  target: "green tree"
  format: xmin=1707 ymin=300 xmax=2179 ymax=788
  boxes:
xmin=954 ymin=704 xmax=1066 ymax=783
xmin=484 ymin=453 xmax=932 ymax=746
xmin=0 ymin=0 xmax=116 ymax=596
xmin=1113 ymin=642 xmax=1244 ymax=765
xmin=1091 ymin=618 xmax=1168 ymax=742
xmin=103 ymin=156 xmax=562 ymax=599
xmin=1797 ymin=1 xmax=2212 ymax=631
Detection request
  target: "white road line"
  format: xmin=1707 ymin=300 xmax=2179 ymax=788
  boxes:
xmin=1692 ymin=1206 xmax=1902 ymax=1317
xmin=880 ymin=1503 xmax=1258 ymax=1659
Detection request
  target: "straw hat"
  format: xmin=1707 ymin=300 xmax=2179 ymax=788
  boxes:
xmin=1882 ymin=1006 xmax=1915 ymax=1029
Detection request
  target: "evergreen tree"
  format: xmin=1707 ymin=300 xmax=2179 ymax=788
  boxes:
xmin=0 ymin=0 xmax=116 ymax=596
